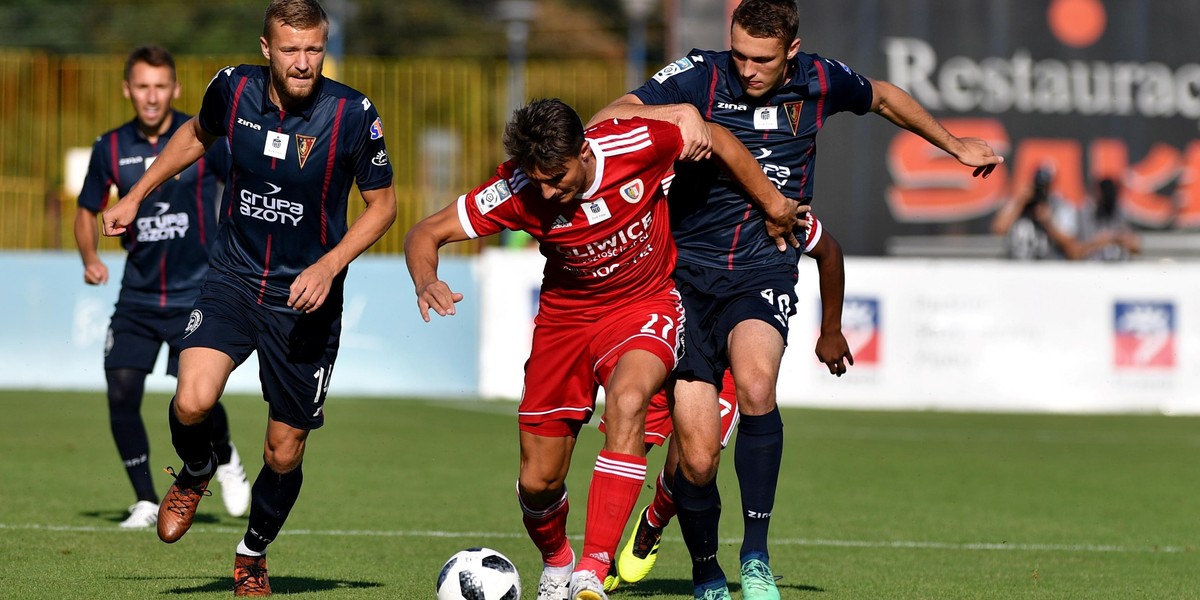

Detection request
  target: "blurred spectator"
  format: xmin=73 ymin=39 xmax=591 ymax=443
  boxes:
xmin=1077 ymin=177 xmax=1141 ymax=261
xmin=992 ymin=165 xmax=1081 ymax=260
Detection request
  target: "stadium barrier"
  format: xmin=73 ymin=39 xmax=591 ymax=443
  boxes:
xmin=0 ymin=50 xmax=626 ymax=255
xmin=7 ymin=250 xmax=1195 ymax=415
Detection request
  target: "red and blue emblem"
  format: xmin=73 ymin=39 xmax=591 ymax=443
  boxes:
xmin=1114 ymin=301 xmax=1175 ymax=368
xmin=840 ymin=296 xmax=880 ymax=365
xmin=369 ymin=117 xmax=384 ymax=140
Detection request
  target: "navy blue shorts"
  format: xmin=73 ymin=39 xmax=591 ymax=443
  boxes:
xmin=672 ymin=262 xmax=798 ymax=388
xmin=181 ymin=275 xmax=342 ymax=430
xmin=105 ymin=304 xmax=192 ymax=376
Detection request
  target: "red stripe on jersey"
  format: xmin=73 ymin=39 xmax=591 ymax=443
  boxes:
xmin=320 ymin=98 xmax=346 ymax=246
xmin=257 ymin=234 xmax=273 ymax=305
xmin=225 ymin=78 xmax=248 ymax=220
xmin=797 ymin=143 xmax=816 ymax=198
xmin=814 ymin=59 xmax=829 ymax=130
xmin=728 ymin=205 xmax=753 ymax=269
xmin=705 ymin=64 xmax=718 ymax=120
xmin=159 ymin=253 xmax=167 ymax=307
xmin=106 ymin=133 xmax=120 ymax=208
xmin=194 ymin=158 xmax=207 ymax=245
xmin=226 ymin=170 xmax=236 ymax=218
xmin=273 ymin=109 xmax=286 ymax=171
xmin=227 ymin=76 xmax=248 ymax=138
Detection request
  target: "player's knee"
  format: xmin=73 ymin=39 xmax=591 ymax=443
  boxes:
xmin=677 ymin=445 xmax=720 ymax=486
xmin=262 ymin=445 xmax=303 ymax=474
xmin=105 ymin=369 xmax=146 ymax=412
xmin=735 ymin=377 xmax=777 ymax=415
xmin=171 ymin=394 xmax=212 ymax=425
xmin=517 ymin=472 xmax=565 ymax=505
xmin=601 ymin=391 xmax=648 ymax=444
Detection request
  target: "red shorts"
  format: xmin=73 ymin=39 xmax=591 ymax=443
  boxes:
xmin=519 ymin=291 xmax=684 ymax=437
xmin=602 ymin=369 xmax=739 ymax=448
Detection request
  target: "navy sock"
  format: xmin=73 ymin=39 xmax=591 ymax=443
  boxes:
xmin=243 ymin=464 xmax=304 ymax=553
xmin=208 ymin=401 xmax=234 ymax=465
xmin=106 ymin=369 xmax=156 ymax=503
xmin=673 ymin=464 xmax=724 ymax=586
xmin=167 ymin=397 xmax=214 ymax=476
xmin=734 ymin=407 xmax=783 ymax=563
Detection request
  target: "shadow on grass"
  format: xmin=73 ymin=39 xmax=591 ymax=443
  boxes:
xmin=612 ymin=579 xmax=826 ymax=596
xmin=113 ymin=576 xmax=383 ymax=594
xmin=81 ymin=509 xmax=226 ymax=526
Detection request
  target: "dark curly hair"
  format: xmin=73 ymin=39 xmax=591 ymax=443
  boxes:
xmin=502 ymin=98 xmax=586 ymax=177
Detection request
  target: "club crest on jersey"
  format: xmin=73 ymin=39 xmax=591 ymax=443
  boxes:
xmin=753 ymin=106 xmax=778 ymax=130
xmin=369 ymin=117 xmax=384 ymax=140
xmin=184 ymin=309 xmax=203 ymax=338
xmin=264 ymin=131 xmax=288 ymax=159
xmin=620 ymin=179 xmax=645 ymax=204
xmin=475 ymin=179 xmax=512 ymax=214
xmin=652 ymin=57 xmax=695 ymax=84
xmin=582 ymin=199 xmax=612 ymax=225
xmin=296 ymin=135 xmax=316 ymax=169
xmin=784 ymin=101 xmax=804 ymax=135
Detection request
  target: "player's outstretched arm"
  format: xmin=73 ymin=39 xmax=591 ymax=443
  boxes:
xmin=73 ymin=206 xmax=108 ymax=285
xmin=102 ymin=117 xmax=216 ymax=236
xmin=869 ymin=78 xmax=1003 ymax=179
xmin=404 ymin=201 xmax=472 ymax=322
xmin=806 ymin=228 xmax=852 ymax=376
xmin=587 ymin=94 xmax=712 ymax=162
xmin=289 ymin=184 xmax=398 ymax=313
xmin=708 ymin=123 xmax=805 ymax=251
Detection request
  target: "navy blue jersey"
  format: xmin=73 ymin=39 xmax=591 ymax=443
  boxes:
xmin=633 ymin=49 xmax=872 ymax=270
xmin=197 ymin=65 xmax=393 ymax=310
xmin=78 ymin=110 xmax=230 ymax=309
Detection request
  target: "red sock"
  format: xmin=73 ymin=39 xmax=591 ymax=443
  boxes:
xmin=576 ymin=450 xmax=647 ymax=577
xmin=648 ymin=469 xmax=677 ymax=528
xmin=519 ymin=487 xmax=573 ymax=567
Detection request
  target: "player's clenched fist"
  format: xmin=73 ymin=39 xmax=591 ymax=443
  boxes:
xmin=101 ymin=196 xmax=140 ymax=236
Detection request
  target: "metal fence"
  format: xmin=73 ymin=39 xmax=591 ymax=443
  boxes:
xmin=0 ymin=50 xmax=627 ymax=253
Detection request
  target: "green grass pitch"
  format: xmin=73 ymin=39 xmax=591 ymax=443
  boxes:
xmin=0 ymin=390 xmax=1195 ymax=599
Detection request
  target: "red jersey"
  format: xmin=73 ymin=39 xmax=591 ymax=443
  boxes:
xmin=457 ymin=118 xmax=683 ymax=316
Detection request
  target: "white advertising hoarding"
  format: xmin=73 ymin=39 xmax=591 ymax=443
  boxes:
xmin=477 ymin=249 xmax=1198 ymax=414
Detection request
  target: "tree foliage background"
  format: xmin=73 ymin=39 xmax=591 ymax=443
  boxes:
xmin=0 ymin=0 xmax=663 ymax=62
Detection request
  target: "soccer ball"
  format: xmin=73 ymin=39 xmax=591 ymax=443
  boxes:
xmin=435 ymin=547 xmax=521 ymax=600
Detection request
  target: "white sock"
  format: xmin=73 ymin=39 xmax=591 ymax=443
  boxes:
xmin=544 ymin=548 xmax=574 ymax=577
xmin=237 ymin=539 xmax=265 ymax=557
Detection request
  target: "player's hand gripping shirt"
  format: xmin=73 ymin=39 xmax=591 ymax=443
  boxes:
xmin=197 ymin=65 xmax=393 ymax=309
xmin=633 ymin=49 xmax=872 ymax=271
xmin=78 ymin=110 xmax=230 ymax=309
xmin=457 ymin=117 xmax=683 ymax=317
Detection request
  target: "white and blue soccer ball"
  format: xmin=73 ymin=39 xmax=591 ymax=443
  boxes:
xmin=435 ymin=547 xmax=521 ymax=600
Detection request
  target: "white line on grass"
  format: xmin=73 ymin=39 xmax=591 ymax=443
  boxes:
xmin=0 ymin=523 xmax=1190 ymax=554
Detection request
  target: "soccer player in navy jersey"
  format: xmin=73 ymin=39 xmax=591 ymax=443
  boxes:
xmin=101 ymin=1 xmax=397 ymax=595
xmin=74 ymin=45 xmax=251 ymax=530
xmin=589 ymin=1 xmax=1003 ymax=598
xmin=405 ymin=98 xmax=802 ymax=600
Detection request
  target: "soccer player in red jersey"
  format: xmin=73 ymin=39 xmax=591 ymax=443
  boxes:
xmin=405 ymin=98 xmax=803 ymax=600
